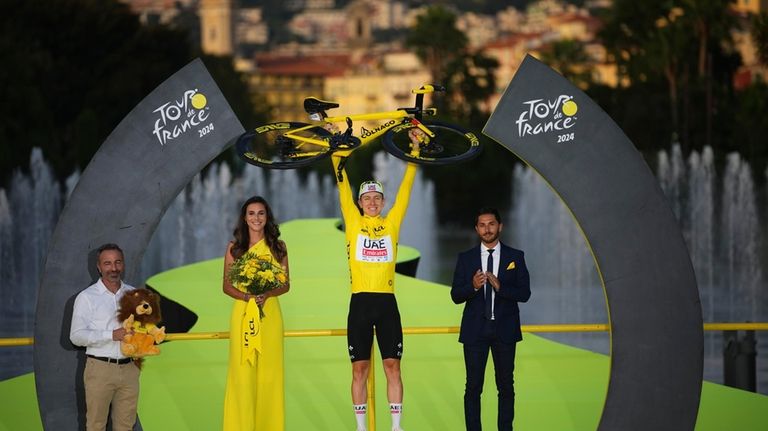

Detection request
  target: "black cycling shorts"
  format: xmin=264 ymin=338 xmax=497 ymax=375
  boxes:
xmin=347 ymin=292 xmax=403 ymax=362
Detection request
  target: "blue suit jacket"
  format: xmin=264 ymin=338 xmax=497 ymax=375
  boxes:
xmin=451 ymin=243 xmax=531 ymax=344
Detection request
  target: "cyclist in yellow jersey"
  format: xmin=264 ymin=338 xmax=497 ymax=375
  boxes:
xmin=331 ymin=129 xmax=422 ymax=431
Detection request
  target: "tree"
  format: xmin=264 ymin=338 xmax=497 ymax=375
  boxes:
xmin=404 ymin=5 xmax=512 ymax=223
xmin=728 ymin=80 xmax=768 ymax=170
xmin=752 ymin=12 xmax=768 ymax=66
xmin=598 ymin=0 xmax=739 ymax=153
xmin=0 ymin=0 xmax=190 ymax=182
xmin=539 ymin=39 xmax=593 ymax=89
xmin=0 ymin=0 xmax=266 ymax=183
xmin=405 ymin=5 xmax=499 ymax=123
xmin=200 ymin=54 xmax=270 ymax=172
xmin=405 ymin=5 xmax=468 ymax=86
xmin=443 ymin=51 xmax=499 ymax=124
xmin=683 ymin=0 xmax=735 ymax=78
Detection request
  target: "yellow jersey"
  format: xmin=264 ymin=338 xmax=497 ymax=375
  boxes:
xmin=332 ymin=156 xmax=417 ymax=294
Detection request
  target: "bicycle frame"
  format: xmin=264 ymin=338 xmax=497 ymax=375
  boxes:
xmin=275 ymin=112 xmax=431 ymax=158
xmin=278 ymin=89 xmax=440 ymax=157
xmin=239 ymin=84 xmax=481 ymax=168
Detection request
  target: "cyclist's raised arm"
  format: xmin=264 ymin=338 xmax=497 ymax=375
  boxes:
xmin=389 ymin=128 xmax=422 ymax=221
xmin=331 ymin=155 xmax=356 ymax=220
xmin=388 ymin=162 xmax=417 ymax=222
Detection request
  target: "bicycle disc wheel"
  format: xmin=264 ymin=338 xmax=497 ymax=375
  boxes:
xmin=236 ymin=122 xmax=333 ymax=169
xmin=382 ymin=120 xmax=481 ymax=165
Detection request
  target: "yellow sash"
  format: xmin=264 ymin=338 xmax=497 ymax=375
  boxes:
xmin=241 ymin=297 xmax=261 ymax=365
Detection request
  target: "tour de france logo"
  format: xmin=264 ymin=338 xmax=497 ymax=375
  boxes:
xmin=515 ymin=95 xmax=579 ymax=144
xmin=151 ymin=89 xmax=214 ymax=146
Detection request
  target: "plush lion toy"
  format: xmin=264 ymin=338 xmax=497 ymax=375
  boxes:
xmin=117 ymin=288 xmax=166 ymax=362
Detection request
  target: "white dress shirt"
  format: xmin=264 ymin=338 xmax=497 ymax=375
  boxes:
xmin=481 ymin=242 xmax=501 ymax=320
xmin=70 ymin=279 xmax=135 ymax=359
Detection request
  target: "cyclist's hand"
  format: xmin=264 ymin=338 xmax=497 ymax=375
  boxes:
xmin=324 ymin=123 xmax=340 ymax=134
xmin=408 ymin=128 xmax=425 ymax=156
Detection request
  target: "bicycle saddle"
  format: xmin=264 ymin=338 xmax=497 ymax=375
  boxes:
xmin=304 ymin=97 xmax=339 ymax=114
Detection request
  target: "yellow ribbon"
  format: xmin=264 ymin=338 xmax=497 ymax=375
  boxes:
xmin=241 ymin=298 xmax=262 ymax=366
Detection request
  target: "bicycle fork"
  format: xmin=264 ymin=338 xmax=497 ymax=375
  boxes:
xmin=408 ymin=118 xmax=436 ymax=139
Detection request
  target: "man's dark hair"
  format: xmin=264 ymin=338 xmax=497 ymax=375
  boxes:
xmin=475 ymin=207 xmax=502 ymax=225
xmin=96 ymin=243 xmax=123 ymax=258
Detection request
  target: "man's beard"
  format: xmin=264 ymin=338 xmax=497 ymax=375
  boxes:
xmin=482 ymin=232 xmax=499 ymax=243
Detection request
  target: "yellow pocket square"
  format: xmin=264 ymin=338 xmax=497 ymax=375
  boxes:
xmin=507 ymin=261 xmax=516 ymax=270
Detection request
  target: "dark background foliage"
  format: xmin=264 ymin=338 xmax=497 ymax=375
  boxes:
xmin=0 ymin=0 xmax=266 ymax=184
xmin=2 ymin=0 xmax=767 ymax=223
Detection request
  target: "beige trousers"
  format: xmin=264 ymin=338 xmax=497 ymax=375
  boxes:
xmin=83 ymin=357 xmax=140 ymax=431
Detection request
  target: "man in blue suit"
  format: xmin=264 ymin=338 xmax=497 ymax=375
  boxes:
xmin=451 ymin=207 xmax=531 ymax=431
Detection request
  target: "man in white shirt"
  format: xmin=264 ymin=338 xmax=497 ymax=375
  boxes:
xmin=70 ymin=243 xmax=138 ymax=431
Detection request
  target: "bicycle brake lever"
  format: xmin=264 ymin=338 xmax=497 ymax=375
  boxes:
xmin=344 ymin=117 xmax=353 ymax=133
xmin=328 ymin=117 xmax=359 ymax=150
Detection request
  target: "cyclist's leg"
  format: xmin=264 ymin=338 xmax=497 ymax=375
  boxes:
xmin=348 ymin=293 xmax=375 ymax=403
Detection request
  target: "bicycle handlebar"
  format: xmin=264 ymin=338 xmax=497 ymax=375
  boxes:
xmin=410 ymin=84 xmax=445 ymax=119
xmin=412 ymin=84 xmax=446 ymax=94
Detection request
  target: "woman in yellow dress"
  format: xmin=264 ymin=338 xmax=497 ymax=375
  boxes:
xmin=222 ymin=196 xmax=290 ymax=430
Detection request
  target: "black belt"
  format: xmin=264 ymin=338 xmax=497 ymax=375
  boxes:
xmin=87 ymin=355 xmax=133 ymax=364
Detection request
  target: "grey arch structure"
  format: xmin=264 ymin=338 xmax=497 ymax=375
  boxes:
xmin=33 ymin=59 xmax=244 ymax=429
xmin=484 ymin=55 xmax=703 ymax=430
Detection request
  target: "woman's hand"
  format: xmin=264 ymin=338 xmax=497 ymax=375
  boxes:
xmin=242 ymin=293 xmax=265 ymax=306
xmin=255 ymin=294 xmax=266 ymax=306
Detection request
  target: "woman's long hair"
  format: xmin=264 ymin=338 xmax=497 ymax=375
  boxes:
xmin=230 ymin=196 xmax=286 ymax=261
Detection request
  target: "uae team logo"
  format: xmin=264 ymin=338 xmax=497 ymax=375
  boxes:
xmin=151 ymin=89 xmax=213 ymax=146
xmin=515 ymin=95 xmax=578 ymax=143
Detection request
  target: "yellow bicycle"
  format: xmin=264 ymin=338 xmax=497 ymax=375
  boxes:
xmin=236 ymin=84 xmax=481 ymax=169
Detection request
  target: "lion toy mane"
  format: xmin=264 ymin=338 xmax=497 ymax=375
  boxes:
xmin=117 ymin=288 xmax=166 ymax=363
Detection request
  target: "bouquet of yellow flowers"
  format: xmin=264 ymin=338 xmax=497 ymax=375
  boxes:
xmin=227 ymin=251 xmax=287 ymax=318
